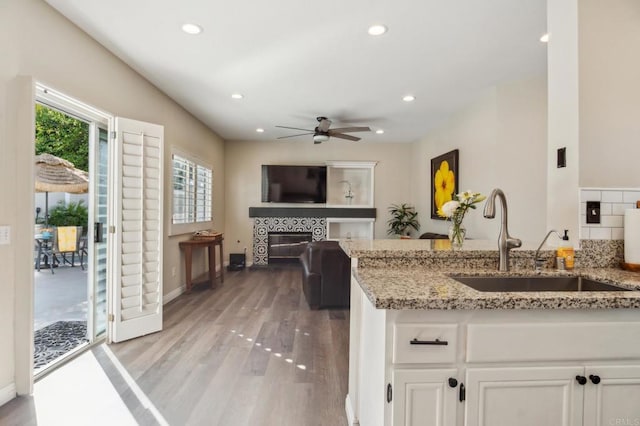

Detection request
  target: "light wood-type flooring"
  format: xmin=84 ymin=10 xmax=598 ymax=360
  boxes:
xmin=0 ymin=266 xmax=350 ymax=426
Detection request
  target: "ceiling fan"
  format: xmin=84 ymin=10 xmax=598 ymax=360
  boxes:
xmin=276 ymin=117 xmax=371 ymax=144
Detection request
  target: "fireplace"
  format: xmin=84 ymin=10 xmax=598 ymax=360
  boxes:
xmin=251 ymin=216 xmax=327 ymax=265
xmin=268 ymin=232 xmax=312 ymax=264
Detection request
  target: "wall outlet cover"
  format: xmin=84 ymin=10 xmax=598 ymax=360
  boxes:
xmin=586 ymin=201 xmax=601 ymax=224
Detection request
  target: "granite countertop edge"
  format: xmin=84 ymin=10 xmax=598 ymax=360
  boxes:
xmin=353 ymin=267 xmax=640 ymax=310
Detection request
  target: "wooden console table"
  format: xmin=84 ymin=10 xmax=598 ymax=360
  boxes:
xmin=179 ymin=235 xmax=224 ymax=292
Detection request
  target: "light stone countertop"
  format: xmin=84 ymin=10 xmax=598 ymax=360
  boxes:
xmin=340 ymin=239 xmax=640 ymax=310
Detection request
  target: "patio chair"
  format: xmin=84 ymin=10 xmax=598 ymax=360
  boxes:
xmin=49 ymin=226 xmax=84 ymax=273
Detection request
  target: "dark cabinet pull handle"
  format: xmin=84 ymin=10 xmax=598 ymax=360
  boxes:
xmin=448 ymin=378 xmax=458 ymax=388
xmin=410 ymin=338 xmax=448 ymax=346
xmin=589 ymin=375 xmax=601 ymax=384
xmin=387 ymin=383 xmax=392 ymax=403
xmin=459 ymin=383 xmax=466 ymax=402
xmin=576 ymin=375 xmax=587 ymax=385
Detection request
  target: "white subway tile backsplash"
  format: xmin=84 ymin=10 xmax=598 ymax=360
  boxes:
xmin=601 ymin=215 xmax=623 ymax=227
xmin=613 ymin=203 xmax=633 ymax=215
xmin=623 ymin=191 xmax=640 ymax=204
xmin=580 ymin=190 xmax=601 ymax=202
xmin=581 ymin=227 xmax=590 ymax=239
xmin=601 ymin=191 xmax=623 ymax=203
xmin=579 ymin=188 xmax=640 ymax=240
xmin=590 ymin=227 xmax=612 ymax=240
xmin=612 ymin=227 xmax=624 ymax=240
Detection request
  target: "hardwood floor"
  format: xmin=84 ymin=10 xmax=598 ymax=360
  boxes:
xmin=111 ymin=265 xmax=350 ymax=426
xmin=0 ymin=266 xmax=350 ymax=426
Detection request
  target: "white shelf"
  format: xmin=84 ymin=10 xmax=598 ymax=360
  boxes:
xmin=325 ymin=161 xmax=377 ymax=208
xmin=327 ymin=217 xmax=374 ymax=240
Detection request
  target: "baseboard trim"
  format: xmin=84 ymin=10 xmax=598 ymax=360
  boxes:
xmin=345 ymin=394 xmax=359 ymax=425
xmin=163 ymin=284 xmax=185 ymax=305
xmin=0 ymin=382 xmax=16 ymax=407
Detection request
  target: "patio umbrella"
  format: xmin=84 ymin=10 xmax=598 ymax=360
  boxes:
xmin=34 ymin=154 xmax=89 ymax=226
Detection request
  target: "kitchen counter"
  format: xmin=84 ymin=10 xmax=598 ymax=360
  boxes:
xmin=340 ymin=239 xmax=640 ymax=310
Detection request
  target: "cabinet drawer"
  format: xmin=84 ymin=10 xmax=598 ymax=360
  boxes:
xmin=467 ymin=322 xmax=640 ymax=363
xmin=393 ymin=323 xmax=458 ymax=364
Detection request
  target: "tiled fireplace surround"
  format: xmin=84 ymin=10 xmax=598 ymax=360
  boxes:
xmin=249 ymin=207 xmax=377 ymax=266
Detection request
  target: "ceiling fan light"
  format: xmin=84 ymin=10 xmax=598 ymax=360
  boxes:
xmin=313 ymin=134 xmax=330 ymax=143
xmin=256 ymin=128 xmax=265 ymax=133
xmin=376 ymin=129 xmax=384 ymax=134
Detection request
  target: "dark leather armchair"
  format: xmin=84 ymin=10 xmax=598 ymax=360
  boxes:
xmin=299 ymin=240 xmax=351 ymax=309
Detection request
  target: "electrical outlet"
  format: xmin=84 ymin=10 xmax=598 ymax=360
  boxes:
xmin=586 ymin=201 xmax=600 ymax=224
xmin=171 ymin=266 xmax=176 ymax=277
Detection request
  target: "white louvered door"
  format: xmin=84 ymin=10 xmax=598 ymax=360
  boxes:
xmin=110 ymin=117 xmax=163 ymax=343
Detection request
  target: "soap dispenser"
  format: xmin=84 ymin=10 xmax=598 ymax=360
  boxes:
xmin=557 ymin=230 xmax=575 ymax=270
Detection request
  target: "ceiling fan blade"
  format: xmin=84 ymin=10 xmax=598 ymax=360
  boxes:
xmin=329 ymin=126 xmax=371 ymax=133
xmin=275 ymin=125 xmax=315 ymax=132
xmin=277 ymin=132 xmax=314 ymax=139
xmin=330 ymin=133 xmax=361 ymax=142
xmin=317 ymin=118 xmax=332 ymax=132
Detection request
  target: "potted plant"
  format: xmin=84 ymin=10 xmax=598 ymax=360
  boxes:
xmin=387 ymin=203 xmax=420 ymax=238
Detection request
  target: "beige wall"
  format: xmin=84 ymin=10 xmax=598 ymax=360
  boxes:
xmin=578 ymin=0 xmax=640 ymax=188
xmin=411 ymin=76 xmax=548 ymax=243
xmin=224 ymin=140 xmax=413 ymax=261
xmin=0 ymin=0 xmax=225 ymax=396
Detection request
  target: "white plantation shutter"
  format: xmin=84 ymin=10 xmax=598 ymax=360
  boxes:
xmin=172 ymin=153 xmax=212 ymax=224
xmin=111 ymin=117 xmax=163 ymax=343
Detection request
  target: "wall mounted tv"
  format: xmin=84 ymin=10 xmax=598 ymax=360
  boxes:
xmin=261 ymin=165 xmax=327 ymax=203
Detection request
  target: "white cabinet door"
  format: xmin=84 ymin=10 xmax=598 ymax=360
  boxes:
xmin=583 ymin=365 xmax=640 ymax=426
xmin=392 ymin=368 xmax=458 ymax=426
xmin=465 ymin=367 xmax=584 ymax=426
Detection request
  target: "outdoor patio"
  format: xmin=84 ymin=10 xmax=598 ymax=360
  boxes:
xmin=34 ymin=263 xmax=88 ymax=369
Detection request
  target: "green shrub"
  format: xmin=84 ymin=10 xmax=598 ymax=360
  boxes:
xmin=47 ymin=200 xmax=88 ymax=233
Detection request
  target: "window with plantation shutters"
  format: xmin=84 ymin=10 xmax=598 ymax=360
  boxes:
xmin=172 ymin=153 xmax=212 ymax=225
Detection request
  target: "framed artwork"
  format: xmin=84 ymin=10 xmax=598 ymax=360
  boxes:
xmin=430 ymin=149 xmax=459 ymax=219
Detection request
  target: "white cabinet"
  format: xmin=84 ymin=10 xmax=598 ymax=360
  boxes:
xmin=465 ymin=365 xmax=640 ymax=426
xmin=326 ymin=161 xmax=376 ymax=207
xmin=347 ymin=284 xmax=640 ymax=426
xmin=465 ymin=366 xmax=584 ymax=426
xmin=583 ymin=365 xmax=640 ymax=426
xmin=392 ymin=369 xmax=459 ymax=426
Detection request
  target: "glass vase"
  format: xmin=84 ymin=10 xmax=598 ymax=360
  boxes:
xmin=448 ymin=224 xmax=466 ymax=249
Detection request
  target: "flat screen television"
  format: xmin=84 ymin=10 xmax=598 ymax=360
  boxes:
xmin=261 ymin=165 xmax=327 ymax=203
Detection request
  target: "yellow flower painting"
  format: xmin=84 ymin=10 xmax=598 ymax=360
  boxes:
xmin=430 ymin=150 xmax=459 ymax=219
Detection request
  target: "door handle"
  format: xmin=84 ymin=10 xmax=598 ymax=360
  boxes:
xmin=94 ymin=222 xmax=104 ymax=243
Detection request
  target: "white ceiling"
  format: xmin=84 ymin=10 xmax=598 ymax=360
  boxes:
xmin=46 ymin=0 xmax=547 ymax=144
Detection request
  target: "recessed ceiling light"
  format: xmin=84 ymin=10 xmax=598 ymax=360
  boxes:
xmin=181 ymin=23 xmax=202 ymax=35
xmin=540 ymin=33 xmax=550 ymax=43
xmin=256 ymin=128 xmax=265 ymax=133
xmin=368 ymin=24 xmax=387 ymax=36
xmin=231 ymin=93 xmax=244 ymax=100
xmin=402 ymin=95 xmax=416 ymax=102
xmin=375 ymin=129 xmax=384 ymax=134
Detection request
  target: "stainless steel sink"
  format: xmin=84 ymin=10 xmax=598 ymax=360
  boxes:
xmin=451 ymin=276 xmax=631 ymax=292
